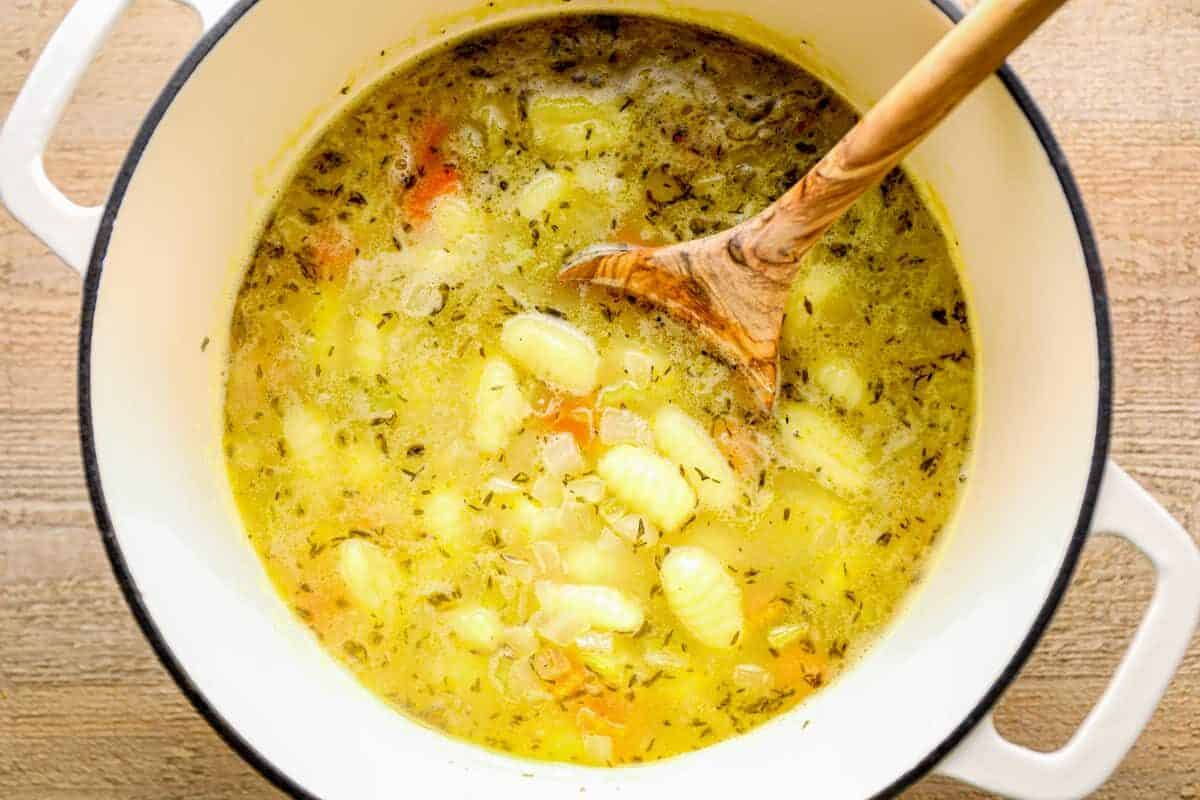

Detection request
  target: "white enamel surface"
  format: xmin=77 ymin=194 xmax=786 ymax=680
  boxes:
xmin=1 ymin=0 xmax=1188 ymax=797
xmin=939 ymin=462 xmax=1200 ymax=799
xmin=0 ymin=0 xmax=129 ymax=272
xmin=0 ymin=0 xmax=224 ymax=272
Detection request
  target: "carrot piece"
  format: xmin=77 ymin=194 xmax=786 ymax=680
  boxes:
xmin=415 ymin=117 xmax=451 ymax=157
xmin=744 ymin=585 xmax=789 ymax=629
xmin=399 ymin=117 xmax=461 ymax=224
xmin=300 ymin=223 xmax=355 ymax=283
xmin=531 ymin=645 xmax=590 ymax=699
xmin=771 ymin=642 xmax=828 ymax=693
xmin=582 ymin=690 xmax=630 ymax=727
xmin=537 ymin=393 xmax=596 ymax=448
xmin=577 ymin=701 xmax=625 ymax=738
xmin=403 ymin=163 xmax=460 ymax=223
xmin=575 ymin=690 xmax=647 ymax=761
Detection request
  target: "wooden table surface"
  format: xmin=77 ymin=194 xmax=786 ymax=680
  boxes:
xmin=0 ymin=1 xmax=1196 ymax=797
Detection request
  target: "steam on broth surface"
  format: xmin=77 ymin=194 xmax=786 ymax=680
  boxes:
xmin=223 ymin=15 xmax=974 ymax=765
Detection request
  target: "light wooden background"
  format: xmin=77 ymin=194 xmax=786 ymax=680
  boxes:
xmin=0 ymin=0 xmax=1196 ymax=797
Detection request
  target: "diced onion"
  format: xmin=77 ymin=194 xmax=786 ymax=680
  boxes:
xmin=733 ymin=663 xmax=774 ymax=691
xmin=530 ymin=607 xmax=590 ymax=646
xmin=542 ymin=432 xmax=585 ymax=476
xmin=598 ymin=407 xmax=652 ymax=447
xmin=531 ymin=473 xmax=564 ymax=506
xmin=533 ymin=540 xmax=561 ymax=575
xmin=566 ymin=476 xmax=606 ymax=504
xmin=501 ymin=553 xmax=535 ymax=584
xmin=494 ymin=574 xmax=518 ymax=600
xmin=504 ymin=625 xmax=539 ymax=657
xmin=484 ymin=476 xmax=522 ymax=496
xmin=766 ymin=623 xmax=808 ymax=651
xmin=506 ymin=655 xmax=554 ymax=702
xmin=582 ymin=733 xmax=614 ymax=764
xmin=574 ymin=631 xmax=614 ymax=653
xmin=418 ymin=580 xmax=455 ymax=601
xmin=643 ymin=649 xmax=688 ymax=671
xmin=602 ymin=503 xmax=658 ymax=547
xmin=400 ymin=271 xmax=447 ymax=317
xmin=620 ymin=349 xmax=655 ymax=387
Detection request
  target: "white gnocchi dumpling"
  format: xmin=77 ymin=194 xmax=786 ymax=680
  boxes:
xmin=472 ymin=357 xmax=532 ymax=453
xmin=351 ymin=316 xmax=384 ymax=376
xmin=516 ymin=169 xmax=570 ymax=219
xmin=337 ymin=538 xmax=401 ymax=615
xmin=527 ymin=95 xmax=621 ymax=157
xmin=660 ymin=546 xmax=744 ymax=649
xmin=343 ymin=438 xmax=385 ymax=487
xmin=282 ymin=403 xmax=330 ymax=469
xmin=446 ymin=605 xmax=504 ymax=652
xmin=473 ymin=103 xmax=511 ymax=155
xmin=562 ymin=535 xmax=629 ymax=584
xmin=652 ymin=405 xmax=740 ymax=511
xmin=598 ymin=407 xmax=653 ymax=447
xmin=504 ymin=495 xmax=559 ymax=540
xmin=500 ymin=312 xmax=600 ymax=395
xmin=534 ymin=581 xmax=645 ymax=633
xmin=424 ymin=488 xmax=472 ymax=550
xmin=814 ymin=357 xmax=867 ymax=409
xmin=430 ymin=194 xmax=489 ymax=242
xmin=596 ymin=444 xmax=696 ymax=532
xmin=799 ymin=260 xmax=844 ymax=309
xmin=776 ymin=401 xmax=871 ymax=495
xmin=782 ymin=259 xmax=853 ymax=341
xmin=572 ymin=158 xmax=626 ymax=196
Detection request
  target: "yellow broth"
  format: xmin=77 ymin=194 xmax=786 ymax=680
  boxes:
xmin=223 ymin=15 xmax=974 ymax=765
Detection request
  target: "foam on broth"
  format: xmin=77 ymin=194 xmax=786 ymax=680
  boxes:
xmin=223 ymin=14 xmax=974 ymax=765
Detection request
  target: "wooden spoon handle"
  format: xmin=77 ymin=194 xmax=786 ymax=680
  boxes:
xmin=746 ymin=0 xmax=1071 ymax=267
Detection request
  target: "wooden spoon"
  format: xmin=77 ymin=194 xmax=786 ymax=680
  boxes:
xmin=560 ymin=0 xmax=1069 ymax=411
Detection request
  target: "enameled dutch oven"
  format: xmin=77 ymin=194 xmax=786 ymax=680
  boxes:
xmin=2 ymin=0 xmax=1198 ymax=797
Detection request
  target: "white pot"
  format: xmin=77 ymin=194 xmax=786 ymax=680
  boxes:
xmin=2 ymin=0 xmax=1197 ymax=798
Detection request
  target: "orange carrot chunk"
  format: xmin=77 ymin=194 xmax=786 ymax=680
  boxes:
xmin=299 ymin=222 xmax=356 ymax=284
xmin=771 ymin=642 xmax=829 ymax=693
xmin=537 ymin=393 xmax=596 ymax=448
xmin=399 ymin=117 xmax=461 ymax=224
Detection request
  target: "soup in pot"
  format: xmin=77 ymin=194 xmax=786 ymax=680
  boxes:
xmin=223 ymin=14 xmax=974 ymax=765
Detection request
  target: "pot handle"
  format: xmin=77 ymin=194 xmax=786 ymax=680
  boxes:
xmin=937 ymin=460 xmax=1200 ymax=799
xmin=0 ymin=0 xmax=235 ymax=274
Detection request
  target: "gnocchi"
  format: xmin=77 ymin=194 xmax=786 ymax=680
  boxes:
xmin=535 ymin=581 xmax=645 ymax=634
xmin=814 ymin=357 xmax=867 ymax=409
xmin=660 ymin=546 xmax=744 ymax=649
xmin=337 ymin=538 xmax=401 ymax=615
xmin=652 ymin=405 xmax=740 ymax=511
xmin=472 ymin=357 xmax=532 ymax=453
xmin=225 ymin=14 xmax=973 ymax=769
xmin=500 ymin=312 xmax=600 ymax=396
xmin=516 ymin=169 xmax=570 ymax=219
xmin=282 ymin=403 xmax=330 ymax=470
xmin=777 ymin=401 xmax=872 ymax=495
xmin=424 ymin=488 xmax=472 ymax=550
xmin=446 ymin=605 xmax=504 ymax=652
xmin=597 ymin=445 xmax=696 ymax=533
xmin=528 ymin=95 xmax=622 ymax=157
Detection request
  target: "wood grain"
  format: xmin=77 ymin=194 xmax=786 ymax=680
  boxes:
xmin=0 ymin=0 xmax=1196 ymax=798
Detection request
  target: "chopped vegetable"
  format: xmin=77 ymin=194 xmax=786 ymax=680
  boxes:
xmin=224 ymin=14 xmax=973 ymax=768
